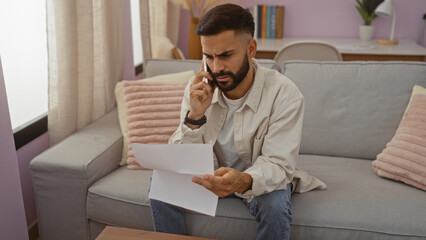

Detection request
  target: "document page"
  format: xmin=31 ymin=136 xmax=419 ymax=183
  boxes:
xmin=131 ymin=143 xmax=218 ymax=216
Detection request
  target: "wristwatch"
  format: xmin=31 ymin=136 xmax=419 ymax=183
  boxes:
xmin=184 ymin=111 xmax=207 ymax=126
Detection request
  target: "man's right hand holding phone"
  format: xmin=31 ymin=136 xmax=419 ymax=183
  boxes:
xmin=186 ymin=61 xmax=215 ymax=130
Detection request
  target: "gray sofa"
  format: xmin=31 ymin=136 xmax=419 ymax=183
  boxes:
xmin=30 ymin=59 xmax=426 ymax=240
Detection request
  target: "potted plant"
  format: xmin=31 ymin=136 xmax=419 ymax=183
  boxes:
xmin=355 ymin=0 xmax=383 ymax=41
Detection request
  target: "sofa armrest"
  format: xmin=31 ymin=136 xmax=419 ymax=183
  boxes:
xmin=30 ymin=108 xmax=123 ymax=240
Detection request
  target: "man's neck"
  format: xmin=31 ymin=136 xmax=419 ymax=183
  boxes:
xmin=224 ymin=64 xmax=255 ymax=100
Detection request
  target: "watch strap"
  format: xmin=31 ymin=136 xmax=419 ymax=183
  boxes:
xmin=184 ymin=111 xmax=207 ymax=126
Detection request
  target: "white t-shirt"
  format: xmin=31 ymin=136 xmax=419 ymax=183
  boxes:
xmin=213 ymin=91 xmax=250 ymax=172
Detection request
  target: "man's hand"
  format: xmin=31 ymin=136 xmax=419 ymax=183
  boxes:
xmin=187 ymin=67 xmax=215 ymax=124
xmin=192 ymin=167 xmax=253 ymax=198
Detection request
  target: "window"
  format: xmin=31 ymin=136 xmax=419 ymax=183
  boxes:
xmin=0 ymin=0 xmax=48 ymax=148
xmin=130 ymin=0 xmax=144 ymax=75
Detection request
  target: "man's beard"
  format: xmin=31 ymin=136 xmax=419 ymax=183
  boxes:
xmin=210 ymin=53 xmax=250 ymax=93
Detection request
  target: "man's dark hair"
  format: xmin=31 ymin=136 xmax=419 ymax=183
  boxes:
xmin=195 ymin=4 xmax=254 ymax=38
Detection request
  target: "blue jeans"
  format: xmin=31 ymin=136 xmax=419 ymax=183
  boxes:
xmin=150 ymin=184 xmax=293 ymax=240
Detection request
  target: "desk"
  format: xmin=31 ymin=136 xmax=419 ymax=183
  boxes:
xmin=255 ymin=38 xmax=426 ymax=61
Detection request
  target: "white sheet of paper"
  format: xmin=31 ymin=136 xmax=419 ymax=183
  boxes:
xmin=131 ymin=143 xmax=218 ymax=216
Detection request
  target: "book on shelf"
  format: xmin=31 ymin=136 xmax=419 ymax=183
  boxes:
xmin=261 ymin=5 xmax=266 ymax=39
xmin=270 ymin=6 xmax=276 ymax=38
xmin=266 ymin=6 xmax=271 ymax=38
xmin=276 ymin=6 xmax=284 ymax=38
xmin=249 ymin=5 xmax=284 ymax=39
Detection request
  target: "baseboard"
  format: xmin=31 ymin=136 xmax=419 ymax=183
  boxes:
xmin=28 ymin=221 xmax=39 ymax=240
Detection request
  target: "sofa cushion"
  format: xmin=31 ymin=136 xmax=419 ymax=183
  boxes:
xmin=122 ymin=81 xmax=188 ymax=169
xmin=404 ymin=84 xmax=426 ymax=112
xmin=282 ymin=61 xmax=426 ymax=160
xmin=87 ymin=167 xmax=153 ymax=230
xmin=143 ymin=58 xmax=280 ymax=78
xmin=115 ymin=83 xmax=128 ymax=165
xmin=115 ymin=70 xmax=193 ymax=167
xmin=372 ymin=85 xmax=426 ymax=191
xmin=88 ymin=155 xmax=426 ymax=240
xmin=87 ymin=167 xmax=258 ymax=240
xmin=292 ymin=154 xmax=426 ymax=240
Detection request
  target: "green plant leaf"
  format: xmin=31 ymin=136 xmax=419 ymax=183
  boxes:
xmin=355 ymin=0 xmax=383 ymax=25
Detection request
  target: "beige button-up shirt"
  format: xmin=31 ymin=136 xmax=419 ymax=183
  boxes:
xmin=169 ymin=60 xmax=324 ymax=200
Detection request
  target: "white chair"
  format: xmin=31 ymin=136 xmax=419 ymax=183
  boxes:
xmin=274 ymin=40 xmax=342 ymax=68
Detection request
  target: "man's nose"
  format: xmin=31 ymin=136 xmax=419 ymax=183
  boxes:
xmin=212 ymin=58 xmax=224 ymax=73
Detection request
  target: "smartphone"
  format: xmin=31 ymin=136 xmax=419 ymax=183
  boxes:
xmin=202 ymin=55 xmax=208 ymax=84
xmin=202 ymin=55 xmax=216 ymax=91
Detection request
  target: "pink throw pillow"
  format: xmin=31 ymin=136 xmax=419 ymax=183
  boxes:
xmin=372 ymin=93 xmax=426 ymax=191
xmin=122 ymin=81 xmax=187 ymax=169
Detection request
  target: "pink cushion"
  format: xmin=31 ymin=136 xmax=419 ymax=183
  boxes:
xmin=122 ymin=81 xmax=187 ymax=169
xmin=372 ymin=93 xmax=426 ymax=191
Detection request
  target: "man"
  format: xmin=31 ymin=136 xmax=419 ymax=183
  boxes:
xmin=150 ymin=4 xmax=304 ymax=240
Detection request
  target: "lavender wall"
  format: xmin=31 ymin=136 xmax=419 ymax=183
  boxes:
xmin=178 ymin=0 xmax=426 ymax=57
xmin=17 ymin=133 xmax=49 ymax=226
xmin=0 ymin=59 xmax=29 ymax=239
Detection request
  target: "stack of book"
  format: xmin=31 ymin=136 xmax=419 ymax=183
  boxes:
xmin=249 ymin=5 xmax=285 ymax=39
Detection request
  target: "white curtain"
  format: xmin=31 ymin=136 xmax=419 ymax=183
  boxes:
xmin=167 ymin=0 xmax=181 ymax=46
xmin=149 ymin=0 xmax=167 ymax=42
xmin=140 ymin=0 xmax=152 ymax=59
xmin=147 ymin=0 xmax=181 ymax=59
xmin=47 ymin=0 xmax=125 ymax=146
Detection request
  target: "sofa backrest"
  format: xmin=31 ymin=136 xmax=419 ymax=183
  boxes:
xmin=143 ymin=58 xmax=279 ymax=78
xmin=282 ymin=61 xmax=426 ymax=160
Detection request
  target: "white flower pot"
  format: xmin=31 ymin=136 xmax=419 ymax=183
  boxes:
xmin=359 ymin=25 xmax=374 ymax=42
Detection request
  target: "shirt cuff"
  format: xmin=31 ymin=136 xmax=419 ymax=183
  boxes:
xmin=180 ymin=123 xmax=204 ymax=142
xmin=234 ymin=169 xmax=265 ymax=202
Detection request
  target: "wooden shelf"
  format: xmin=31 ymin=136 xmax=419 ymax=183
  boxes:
xmin=341 ymin=54 xmax=425 ymax=62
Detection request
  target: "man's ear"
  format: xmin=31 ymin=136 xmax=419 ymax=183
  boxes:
xmin=247 ymin=38 xmax=257 ymax=58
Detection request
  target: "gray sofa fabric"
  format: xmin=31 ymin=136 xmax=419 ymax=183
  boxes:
xmin=31 ymin=59 xmax=426 ymax=240
xmin=282 ymin=61 xmax=426 ymax=160
xmin=294 ymin=155 xmax=426 ymax=240
xmin=86 ymin=154 xmax=426 ymax=240
xmin=87 ymin=167 xmax=153 ymax=230
xmin=30 ymin=109 xmax=123 ymax=240
xmin=87 ymin=166 xmax=259 ymax=240
xmin=143 ymin=58 xmax=280 ymax=78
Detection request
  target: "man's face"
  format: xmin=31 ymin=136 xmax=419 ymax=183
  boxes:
xmin=201 ymin=30 xmax=251 ymax=93
xmin=208 ymin=53 xmax=250 ymax=92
